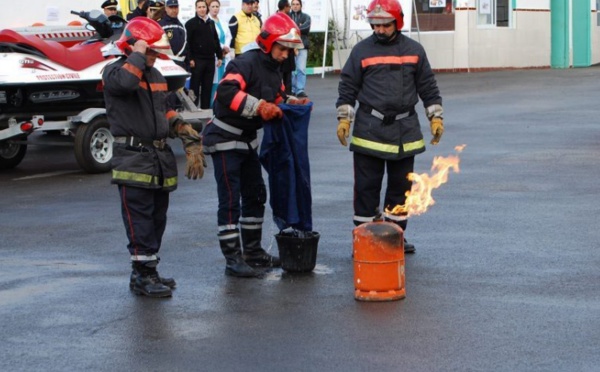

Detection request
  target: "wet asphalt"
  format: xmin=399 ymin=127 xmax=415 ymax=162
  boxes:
xmin=1 ymin=67 xmax=600 ymax=371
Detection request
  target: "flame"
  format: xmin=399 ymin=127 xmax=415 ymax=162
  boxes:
xmin=386 ymin=144 xmax=466 ymax=217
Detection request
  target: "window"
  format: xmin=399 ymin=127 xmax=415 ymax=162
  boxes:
xmin=477 ymin=0 xmax=510 ymax=27
xmin=412 ymin=0 xmax=455 ymax=32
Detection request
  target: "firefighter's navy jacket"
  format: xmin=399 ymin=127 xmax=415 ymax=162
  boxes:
xmin=203 ymin=49 xmax=286 ymax=154
xmin=336 ymin=33 xmax=442 ymax=160
xmin=103 ymin=52 xmax=178 ymax=191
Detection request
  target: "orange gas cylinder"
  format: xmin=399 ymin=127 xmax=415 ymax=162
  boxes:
xmin=353 ymin=221 xmax=405 ymax=301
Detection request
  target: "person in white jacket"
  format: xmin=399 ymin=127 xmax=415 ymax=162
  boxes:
xmin=209 ymin=0 xmax=233 ymax=108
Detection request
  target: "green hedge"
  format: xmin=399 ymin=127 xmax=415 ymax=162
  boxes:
xmin=306 ymin=19 xmax=336 ymax=67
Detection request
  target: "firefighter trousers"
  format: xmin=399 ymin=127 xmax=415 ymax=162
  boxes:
xmin=118 ymin=185 xmax=170 ymax=256
xmin=211 ymin=150 xmax=266 ymax=231
xmin=353 ymin=152 xmax=414 ymax=228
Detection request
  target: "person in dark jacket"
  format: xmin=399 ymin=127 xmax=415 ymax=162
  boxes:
xmin=127 ymin=0 xmax=148 ymax=20
xmin=335 ymin=0 xmax=444 ymax=254
xmin=103 ymin=18 xmax=205 ymax=298
xmin=203 ymin=13 xmax=310 ymax=278
xmin=185 ymin=0 xmax=223 ymax=109
xmin=159 ymin=0 xmax=188 ymax=70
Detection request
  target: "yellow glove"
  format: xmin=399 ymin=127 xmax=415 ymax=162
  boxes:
xmin=337 ymin=118 xmax=351 ymax=146
xmin=430 ymin=117 xmax=444 ymax=145
xmin=184 ymin=142 xmax=205 ymax=180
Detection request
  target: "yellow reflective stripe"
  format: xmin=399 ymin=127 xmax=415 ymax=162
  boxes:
xmin=112 ymin=170 xmax=159 ymax=184
xmin=351 ymin=137 xmax=426 ymax=154
xmin=351 ymin=136 xmax=399 ymax=153
xmin=163 ymin=176 xmax=178 ymax=188
xmin=403 ymin=139 xmax=425 ymax=152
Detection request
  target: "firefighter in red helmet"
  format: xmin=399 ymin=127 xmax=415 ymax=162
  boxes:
xmin=103 ymin=17 xmax=205 ymax=297
xmin=203 ymin=12 xmax=310 ymax=277
xmin=335 ymin=0 xmax=444 ymax=253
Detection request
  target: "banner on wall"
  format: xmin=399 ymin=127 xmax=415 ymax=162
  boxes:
xmin=349 ymin=0 xmax=412 ymax=31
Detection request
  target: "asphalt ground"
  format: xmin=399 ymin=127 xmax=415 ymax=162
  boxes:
xmin=1 ymin=67 xmax=600 ymax=371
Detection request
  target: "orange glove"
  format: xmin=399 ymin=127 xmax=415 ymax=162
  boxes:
xmin=287 ymin=97 xmax=311 ymax=105
xmin=256 ymin=100 xmax=283 ymax=121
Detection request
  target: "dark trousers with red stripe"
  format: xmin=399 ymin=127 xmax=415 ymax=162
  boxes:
xmin=118 ymin=185 xmax=170 ymax=256
xmin=353 ymin=152 xmax=414 ymax=229
xmin=211 ymin=150 xmax=266 ymax=227
xmin=189 ymin=57 xmax=216 ymax=109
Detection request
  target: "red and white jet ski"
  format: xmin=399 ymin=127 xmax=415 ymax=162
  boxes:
xmin=0 ymin=9 xmax=189 ymax=123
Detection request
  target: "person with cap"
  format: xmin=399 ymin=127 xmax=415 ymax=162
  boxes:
xmin=335 ymin=0 xmax=443 ymax=254
xmin=185 ymin=0 xmax=223 ymax=109
xmin=228 ymin=0 xmax=261 ymax=57
xmin=290 ymin=0 xmax=311 ymax=98
xmin=103 ymin=17 xmax=206 ymax=297
xmin=101 ymin=0 xmax=119 ymax=17
xmin=202 ymin=13 xmax=310 ymax=278
xmin=147 ymin=0 xmax=165 ymax=21
xmin=159 ymin=0 xmax=188 ymax=70
xmin=127 ymin=0 xmax=148 ymax=20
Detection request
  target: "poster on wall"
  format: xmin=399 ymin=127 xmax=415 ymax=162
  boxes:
xmin=479 ymin=0 xmax=491 ymax=14
xmin=429 ymin=0 xmax=445 ymax=7
xmin=349 ymin=0 xmax=412 ymax=31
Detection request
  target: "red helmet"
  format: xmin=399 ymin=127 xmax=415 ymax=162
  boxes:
xmin=115 ymin=17 xmax=173 ymax=58
xmin=367 ymin=0 xmax=404 ymax=31
xmin=256 ymin=12 xmax=303 ymax=53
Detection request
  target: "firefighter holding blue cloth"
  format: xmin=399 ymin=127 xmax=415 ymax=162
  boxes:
xmin=203 ymin=13 xmax=310 ymax=277
xmin=336 ymin=0 xmax=444 ymax=253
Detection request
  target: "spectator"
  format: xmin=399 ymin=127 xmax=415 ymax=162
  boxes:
xmin=290 ymin=0 xmax=311 ymax=97
xmin=208 ymin=0 xmax=233 ymax=107
xmin=228 ymin=0 xmax=261 ymax=56
xmin=185 ymin=0 xmax=223 ymax=109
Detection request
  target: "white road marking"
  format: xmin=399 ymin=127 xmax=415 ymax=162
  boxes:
xmin=13 ymin=170 xmax=80 ymax=181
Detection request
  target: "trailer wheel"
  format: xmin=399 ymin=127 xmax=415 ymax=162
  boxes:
xmin=74 ymin=116 xmax=113 ymax=174
xmin=0 ymin=138 xmax=27 ymax=170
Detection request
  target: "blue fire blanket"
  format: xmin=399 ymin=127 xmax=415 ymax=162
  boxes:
xmin=259 ymin=103 xmax=313 ymax=232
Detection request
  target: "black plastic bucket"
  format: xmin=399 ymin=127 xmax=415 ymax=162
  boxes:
xmin=275 ymin=231 xmax=320 ymax=272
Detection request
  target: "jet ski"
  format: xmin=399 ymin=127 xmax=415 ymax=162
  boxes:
xmin=0 ymin=9 xmax=189 ymax=124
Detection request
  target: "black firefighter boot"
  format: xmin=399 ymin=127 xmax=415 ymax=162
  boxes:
xmin=129 ymin=257 xmax=176 ymax=290
xmin=131 ymin=260 xmax=173 ymax=298
xmin=219 ymin=231 xmax=261 ymax=277
xmin=241 ymin=228 xmax=281 ymax=268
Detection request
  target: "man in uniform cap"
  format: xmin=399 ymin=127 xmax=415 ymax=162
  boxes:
xmin=101 ymin=0 xmax=119 ymax=17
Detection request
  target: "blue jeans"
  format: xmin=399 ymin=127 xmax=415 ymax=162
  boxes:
xmin=293 ymin=49 xmax=308 ymax=94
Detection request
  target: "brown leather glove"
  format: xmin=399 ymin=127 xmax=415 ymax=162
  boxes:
xmin=256 ymin=100 xmax=283 ymax=121
xmin=175 ymin=122 xmax=201 ymax=147
xmin=287 ymin=97 xmax=311 ymax=105
xmin=430 ymin=117 xmax=444 ymax=145
xmin=184 ymin=142 xmax=205 ymax=180
xmin=337 ymin=118 xmax=351 ymax=146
